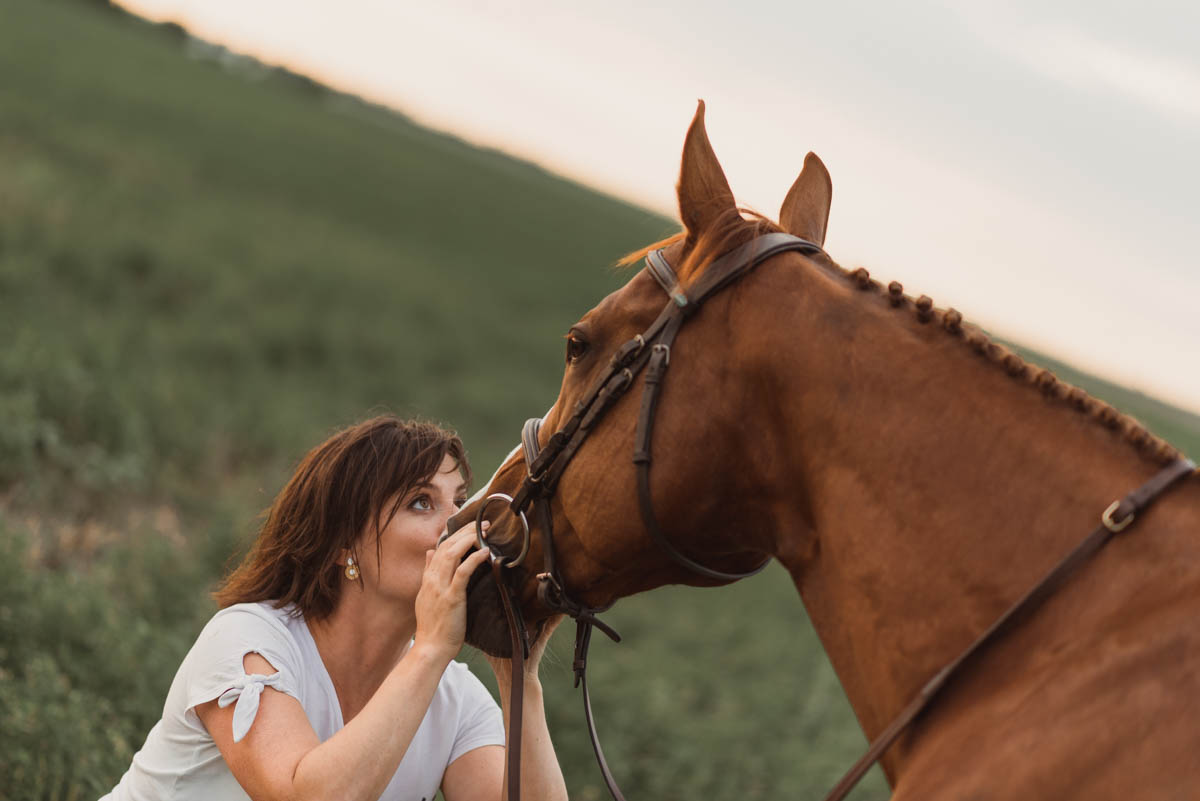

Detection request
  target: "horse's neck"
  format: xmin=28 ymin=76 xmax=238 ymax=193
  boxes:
xmin=752 ymin=268 xmax=1169 ymax=770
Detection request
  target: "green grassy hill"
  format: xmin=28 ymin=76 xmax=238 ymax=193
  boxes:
xmin=1 ymin=2 xmax=1196 ymax=800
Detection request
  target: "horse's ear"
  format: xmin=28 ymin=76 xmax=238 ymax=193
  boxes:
xmin=677 ymin=100 xmax=736 ymax=238
xmin=779 ymin=152 xmax=832 ymax=247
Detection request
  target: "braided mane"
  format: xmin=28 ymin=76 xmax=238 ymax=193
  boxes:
xmin=618 ymin=210 xmax=1181 ymax=467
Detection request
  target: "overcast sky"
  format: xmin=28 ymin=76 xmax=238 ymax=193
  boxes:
xmin=119 ymin=0 xmax=1200 ymax=413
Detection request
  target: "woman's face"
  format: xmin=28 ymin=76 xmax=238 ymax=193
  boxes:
xmin=356 ymin=454 xmax=468 ymax=605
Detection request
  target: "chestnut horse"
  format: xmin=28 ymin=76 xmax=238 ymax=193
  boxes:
xmin=457 ymin=102 xmax=1200 ymax=799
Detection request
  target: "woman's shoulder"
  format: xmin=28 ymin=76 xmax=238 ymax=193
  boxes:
xmin=176 ymin=601 xmax=310 ymax=714
xmin=203 ymin=600 xmax=301 ymax=636
xmin=428 ymin=659 xmax=505 ymax=755
xmin=435 ymin=658 xmax=499 ymax=708
xmin=187 ymin=601 xmax=307 ymax=677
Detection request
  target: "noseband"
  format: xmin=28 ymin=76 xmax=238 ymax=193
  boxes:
xmin=467 ymin=232 xmax=1196 ymax=801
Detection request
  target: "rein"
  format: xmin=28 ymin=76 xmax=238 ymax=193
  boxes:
xmin=467 ymin=232 xmax=1197 ymax=801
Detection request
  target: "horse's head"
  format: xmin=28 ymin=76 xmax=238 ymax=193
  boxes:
xmin=459 ymin=101 xmax=835 ymax=656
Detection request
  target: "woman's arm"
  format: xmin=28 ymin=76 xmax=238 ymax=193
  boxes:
xmin=495 ymin=672 xmax=568 ymax=801
xmin=197 ymin=644 xmax=450 ymax=801
xmin=196 ymin=528 xmax=491 ymax=801
xmin=442 ymin=617 xmax=568 ymax=801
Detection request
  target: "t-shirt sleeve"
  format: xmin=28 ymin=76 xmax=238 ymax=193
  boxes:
xmin=182 ymin=607 xmax=304 ymax=742
xmin=448 ymin=663 xmax=506 ymax=764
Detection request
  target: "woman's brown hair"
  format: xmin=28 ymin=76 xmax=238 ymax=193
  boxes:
xmin=213 ymin=415 xmax=471 ymax=620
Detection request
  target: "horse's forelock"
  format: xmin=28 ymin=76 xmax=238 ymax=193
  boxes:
xmin=615 ymin=210 xmax=782 ymax=286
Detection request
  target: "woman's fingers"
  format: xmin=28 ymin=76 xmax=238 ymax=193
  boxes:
xmin=424 ymin=522 xmax=492 ymax=590
xmin=443 ymin=522 xmax=484 ymax=555
xmin=428 ymin=526 xmax=481 ymax=575
xmin=452 ymin=546 xmax=492 ymax=589
xmin=540 ymin=614 xmax=565 ymax=639
xmin=454 ymin=518 xmax=483 ymax=538
xmin=438 ymin=524 xmax=476 ymax=551
xmin=528 ymin=614 xmax=564 ymax=664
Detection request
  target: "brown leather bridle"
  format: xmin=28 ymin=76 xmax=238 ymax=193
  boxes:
xmin=467 ymin=233 xmax=1196 ymax=801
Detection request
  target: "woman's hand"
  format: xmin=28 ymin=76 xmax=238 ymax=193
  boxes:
xmin=412 ymin=524 xmax=493 ymax=663
xmin=485 ymin=614 xmax=565 ymax=686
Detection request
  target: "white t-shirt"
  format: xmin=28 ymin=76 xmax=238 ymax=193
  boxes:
xmin=100 ymin=601 xmax=505 ymax=801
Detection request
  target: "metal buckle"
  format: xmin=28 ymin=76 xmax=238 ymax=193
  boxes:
xmin=610 ymin=334 xmax=646 ymax=369
xmin=1101 ymin=500 xmax=1134 ymax=533
xmin=536 ymin=571 xmax=568 ymax=613
xmin=476 ymin=492 xmax=531 ymax=567
xmin=652 ymin=343 xmax=670 ymax=366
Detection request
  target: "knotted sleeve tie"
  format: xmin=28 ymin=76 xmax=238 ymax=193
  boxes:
xmin=216 ymin=671 xmax=285 ymax=742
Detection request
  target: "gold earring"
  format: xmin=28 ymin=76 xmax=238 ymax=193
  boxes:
xmin=345 ymin=556 xmax=360 ymax=580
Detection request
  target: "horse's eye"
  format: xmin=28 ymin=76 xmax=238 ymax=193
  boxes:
xmin=566 ymin=335 xmax=589 ymax=364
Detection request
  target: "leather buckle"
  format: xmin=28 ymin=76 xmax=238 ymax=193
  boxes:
xmin=610 ymin=367 xmax=634 ymax=393
xmin=609 ymin=335 xmax=645 ymax=369
xmin=1101 ymin=500 xmax=1134 ymax=533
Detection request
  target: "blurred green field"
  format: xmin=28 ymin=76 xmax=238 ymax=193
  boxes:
xmin=1 ymin=2 xmax=1197 ymax=800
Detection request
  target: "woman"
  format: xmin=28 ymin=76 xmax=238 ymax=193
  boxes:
xmin=100 ymin=416 xmax=566 ymax=801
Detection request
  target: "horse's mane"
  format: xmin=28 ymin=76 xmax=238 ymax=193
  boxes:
xmin=617 ymin=210 xmax=1182 ymax=467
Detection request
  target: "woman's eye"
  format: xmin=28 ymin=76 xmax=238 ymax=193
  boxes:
xmin=454 ymin=498 xmax=468 ymax=509
xmin=566 ymin=335 xmax=589 ymax=364
xmin=409 ymin=496 xmax=432 ymax=511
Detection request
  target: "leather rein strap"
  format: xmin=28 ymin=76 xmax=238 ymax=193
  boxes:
xmin=821 ymin=455 xmax=1195 ymax=801
xmin=472 ymin=232 xmax=1198 ymax=801
xmin=492 ymin=559 xmax=528 ymax=801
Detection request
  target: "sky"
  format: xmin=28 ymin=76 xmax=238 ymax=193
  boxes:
xmin=119 ymin=0 xmax=1200 ymax=413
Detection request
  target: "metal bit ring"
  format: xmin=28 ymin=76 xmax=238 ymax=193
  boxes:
xmin=475 ymin=492 xmax=530 ymax=568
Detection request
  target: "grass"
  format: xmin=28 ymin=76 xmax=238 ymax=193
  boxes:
xmin=0 ymin=2 xmax=1195 ymax=800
